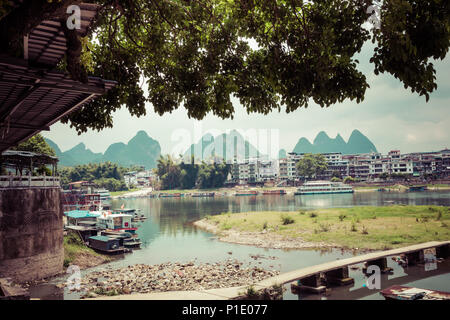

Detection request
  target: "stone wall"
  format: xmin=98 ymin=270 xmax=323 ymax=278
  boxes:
xmin=0 ymin=188 xmax=63 ymax=282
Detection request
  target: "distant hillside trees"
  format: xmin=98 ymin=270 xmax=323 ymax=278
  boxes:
xmin=156 ymin=155 xmax=230 ymax=190
xmin=59 ymin=162 xmax=129 ymax=191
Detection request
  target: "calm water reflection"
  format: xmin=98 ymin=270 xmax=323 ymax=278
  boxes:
xmin=34 ymin=191 xmax=450 ymax=300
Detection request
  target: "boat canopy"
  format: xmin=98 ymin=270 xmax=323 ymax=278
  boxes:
xmin=89 ymin=235 xmax=112 ymax=242
xmin=64 ymin=210 xmax=101 ymax=219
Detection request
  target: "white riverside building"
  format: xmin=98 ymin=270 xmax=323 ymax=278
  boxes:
xmin=226 ymin=149 xmax=450 ymax=184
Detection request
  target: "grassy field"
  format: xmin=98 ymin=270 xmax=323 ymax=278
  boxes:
xmin=204 ymin=205 xmax=450 ymax=250
xmin=63 ymin=233 xmax=111 ymax=269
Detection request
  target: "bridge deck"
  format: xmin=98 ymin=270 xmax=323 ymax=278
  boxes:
xmin=253 ymin=241 xmax=450 ymax=290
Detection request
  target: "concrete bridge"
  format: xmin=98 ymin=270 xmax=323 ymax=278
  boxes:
xmin=254 ymin=240 xmax=450 ymax=294
xmin=95 ymin=240 xmax=450 ymax=300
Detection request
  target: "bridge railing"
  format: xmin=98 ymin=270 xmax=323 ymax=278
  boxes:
xmin=0 ymin=175 xmax=60 ymax=188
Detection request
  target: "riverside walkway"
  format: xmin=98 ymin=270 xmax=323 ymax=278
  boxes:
xmin=93 ymin=241 xmax=450 ymax=300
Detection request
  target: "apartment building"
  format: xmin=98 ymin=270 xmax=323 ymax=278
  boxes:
xmin=227 ymin=148 xmax=450 ymax=184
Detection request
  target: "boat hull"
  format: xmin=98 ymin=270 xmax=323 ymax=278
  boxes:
xmin=295 ymin=190 xmax=354 ymax=195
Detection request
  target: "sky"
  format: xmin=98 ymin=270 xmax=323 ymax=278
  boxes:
xmin=43 ymin=41 xmax=450 ymax=157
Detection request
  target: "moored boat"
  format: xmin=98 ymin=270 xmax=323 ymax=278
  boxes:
xmin=123 ymin=237 xmax=142 ymax=248
xmin=294 ymin=181 xmax=353 ymax=195
xmin=235 ymin=190 xmax=259 ymax=196
xmin=96 ymin=212 xmax=137 ymax=233
xmin=262 ymin=189 xmax=286 ymax=195
xmin=409 ymin=185 xmax=428 ymax=192
xmin=191 ymin=192 xmax=215 ymax=197
xmin=87 ymin=235 xmax=125 ymax=254
xmin=380 ymin=285 xmax=450 ymax=300
xmin=158 ymin=193 xmax=183 ymax=198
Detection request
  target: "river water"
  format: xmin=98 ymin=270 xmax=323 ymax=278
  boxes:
xmin=30 ymin=191 xmax=450 ymax=300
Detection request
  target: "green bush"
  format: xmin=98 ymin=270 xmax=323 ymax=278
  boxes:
xmin=262 ymin=221 xmax=268 ymax=229
xmin=338 ymin=214 xmax=346 ymax=221
xmin=435 ymin=211 xmax=442 ymax=221
xmin=221 ymin=222 xmax=232 ymax=230
xmin=318 ymin=223 xmax=330 ymax=232
xmin=63 ymin=258 xmax=71 ymax=268
xmin=309 ymin=212 xmax=317 ymax=218
xmin=281 ymin=214 xmax=295 ymax=225
xmin=361 ymin=225 xmax=369 ymax=235
xmin=351 ymin=222 xmax=357 ymax=232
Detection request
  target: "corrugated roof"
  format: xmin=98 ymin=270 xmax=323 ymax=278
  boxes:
xmin=25 ymin=3 xmax=100 ymax=67
xmin=64 ymin=210 xmax=99 ymax=219
xmin=89 ymin=235 xmax=112 ymax=242
xmin=0 ymin=3 xmax=116 ymax=153
xmin=0 ymin=57 xmax=116 ymax=152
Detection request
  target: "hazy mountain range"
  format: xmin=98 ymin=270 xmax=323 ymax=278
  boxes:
xmin=45 ymin=129 xmax=377 ymax=168
xmin=183 ymin=129 xmax=263 ymax=162
xmin=45 ymin=131 xmax=161 ymax=168
xmin=292 ymin=129 xmax=378 ymax=154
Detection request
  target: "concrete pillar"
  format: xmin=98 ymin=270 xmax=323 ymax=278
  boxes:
xmin=436 ymin=244 xmax=449 ymax=259
xmin=325 ymin=267 xmax=354 ymax=286
xmin=406 ymin=250 xmax=424 ymax=265
xmin=291 ymin=273 xmax=326 ymax=294
xmin=364 ymin=258 xmax=393 ymax=273
xmin=0 ymin=188 xmax=63 ymax=283
xmin=299 ymin=274 xmax=321 ymax=287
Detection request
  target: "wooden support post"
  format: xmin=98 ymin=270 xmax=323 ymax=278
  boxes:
xmin=325 ymin=267 xmax=354 ymax=286
xmin=406 ymin=250 xmax=425 ymax=265
xmin=436 ymin=244 xmax=449 ymax=259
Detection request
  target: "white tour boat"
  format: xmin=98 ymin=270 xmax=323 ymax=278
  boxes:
xmin=295 ymin=180 xmax=354 ymax=195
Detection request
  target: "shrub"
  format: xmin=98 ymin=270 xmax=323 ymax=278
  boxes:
xmin=262 ymin=221 xmax=268 ymax=229
xmin=338 ymin=214 xmax=346 ymax=222
xmin=435 ymin=211 xmax=442 ymax=221
xmin=318 ymin=223 xmax=330 ymax=232
xmin=298 ymin=210 xmax=305 ymax=215
xmin=344 ymin=176 xmax=355 ymax=184
xmin=244 ymin=286 xmax=259 ymax=299
xmin=281 ymin=214 xmax=295 ymax=225
xmin=309 ymin=212 xmax=317 ymax=218
xmin=361 ymin=225 xmax=369 ymax=234
xmin=63 ymin=258 xmax=71 ymax=268
xmin=221 ymin=222 xmax=232 ymax=230
xmin=351 ymin=222 xmax=357 ymax=232
xmin=441 ymin=222 xmax=448 ymax=228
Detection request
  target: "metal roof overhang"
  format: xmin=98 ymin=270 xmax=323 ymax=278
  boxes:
xmin=0 ymin=56 xmax=116 ymax=152
xmin=0 ymin=2 xmax=117 ymax=153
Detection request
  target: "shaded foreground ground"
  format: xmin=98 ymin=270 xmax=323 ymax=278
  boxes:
xmin=194 ymin=206 xmax=450 ymax=250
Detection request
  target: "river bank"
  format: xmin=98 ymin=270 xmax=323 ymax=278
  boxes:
xmin=112 ymin=183 xmax=450 ymax=199
xmin=63 ymin=233 xmax=112 ymax=270
xmin=60 ymin=260 xmax=280 ymax=298
xmin=194 ymin=205 xmax=450 ymax=251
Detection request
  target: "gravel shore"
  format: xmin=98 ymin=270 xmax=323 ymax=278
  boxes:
xmin=64 ymin=260 xmax=280 ymax=298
